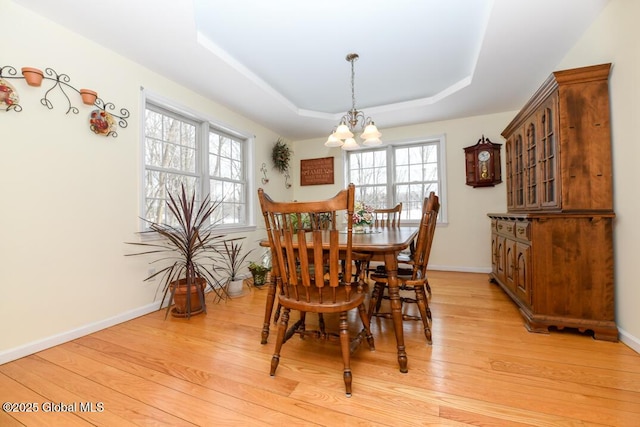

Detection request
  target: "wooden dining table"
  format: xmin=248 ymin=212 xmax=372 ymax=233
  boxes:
xmin=260 ymin=226 xmax=419 ymax=373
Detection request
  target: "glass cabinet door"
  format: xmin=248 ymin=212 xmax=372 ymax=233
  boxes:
xmin=505 ymin=139 xmax=514 ymax=209
xmin=539 ymin=94 xmax=559 ymax=208
xmin=514 ymin=132 xmax=525 ymax=209
xmin=525 ymin=121 xmax=538 ymax=208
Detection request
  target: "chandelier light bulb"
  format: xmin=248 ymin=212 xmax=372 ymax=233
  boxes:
xmin=324 ymin=132 xmax=343 ymax=147
xmin=333 ymin=122 xmax=354 ymax=140
xmin=341 ymin=137 xmax=359 ymax=150
xmin=360 ymin=122 xmax=381 ymax=140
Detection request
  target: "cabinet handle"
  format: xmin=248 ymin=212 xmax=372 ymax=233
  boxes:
xmin=517 ymin=228 xmax=525 ymax=235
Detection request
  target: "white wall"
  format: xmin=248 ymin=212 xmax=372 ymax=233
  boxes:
xmin=557 ymin=0 xmax=640 ymax=351
xmin=291 ymin=112 xmax=514 ymax=272
xmin=0 ymin=1 xmax=291 ymax=362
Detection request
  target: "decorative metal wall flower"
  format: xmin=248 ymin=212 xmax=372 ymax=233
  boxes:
xmin=260 ymin=162 xmax=269 ymax=184
xmin=271 ymin=138 xmax=292 ymax=174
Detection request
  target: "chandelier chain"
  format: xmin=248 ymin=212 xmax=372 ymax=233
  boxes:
xmin=351 ymin=56 xmax=357 ymax=112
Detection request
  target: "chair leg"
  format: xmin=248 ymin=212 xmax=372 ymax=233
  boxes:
xmin=414 ymin=284 xmax=432 ymax=345
xmin=299 ymin=312 xmax=307 ymax=338
xmin=274 ymin=302 xmax=282 ymax=324
xmin=339 ymin=311 xmax=353 ymax=397
xmin=270 ymin=307 xmax=290 ymax=376
xmin=261 ymin=280 xmax=278 ymax=344
xmin=368 ymin=281 xmax=385 ymax=318
xmin=357 ymin=303 xmax=376 ymax=351
xmin=318 ymin=313 xmax=326 ymax=338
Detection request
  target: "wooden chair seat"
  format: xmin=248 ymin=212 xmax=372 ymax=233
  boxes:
xmin=279 ymin=281 xmax=369 ymax=313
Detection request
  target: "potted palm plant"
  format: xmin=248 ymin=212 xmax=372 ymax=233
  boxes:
xmin=126 ymin=184 xmax=229 ymax=318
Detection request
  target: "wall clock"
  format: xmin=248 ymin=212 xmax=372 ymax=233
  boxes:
xmin=463 ymin=135 xmax=502 ymax=187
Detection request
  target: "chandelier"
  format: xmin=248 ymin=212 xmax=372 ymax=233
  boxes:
xmin=325 ymin=53 xmax=382 ymax=150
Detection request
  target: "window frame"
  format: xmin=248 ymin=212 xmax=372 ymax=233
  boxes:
xmin=140 ymin=89 xmax=256 ymax=234
xmin=343 ymin=135 xmax=448 ymax=225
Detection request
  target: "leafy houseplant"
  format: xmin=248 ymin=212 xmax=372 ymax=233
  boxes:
xmin=248 ymin=261 xmax=271 ymax=287
xmin=214 ymin=240 xmax=253 ymax=297
xmin=271 ymin=138 xmax=292 ymax=174
xmin=126 ymin=184 xmax=229 ymax=318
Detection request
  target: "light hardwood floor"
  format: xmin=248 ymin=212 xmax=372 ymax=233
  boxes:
xmin=1 ymin=271 xmax=639 ymax=426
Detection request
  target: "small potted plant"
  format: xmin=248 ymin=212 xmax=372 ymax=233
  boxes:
xmin=125 ymin=184 xmax=229 ymax=318
xmin=248 ymin=261 xmax=271 ymax=287
xmin=213 ymin=240 xmax=253 ymax=297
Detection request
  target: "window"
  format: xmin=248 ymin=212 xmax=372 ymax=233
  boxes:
xmin=346 ymin=136 xmax=446 ymax=223
xmin=143 ymin=95 xmax=254 ymax=231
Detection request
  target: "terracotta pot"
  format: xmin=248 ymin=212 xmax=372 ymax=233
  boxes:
xmin=21 ymin=67 xmax=44 ymax=87
xmin=170 ymin=277 xmax=206 ymax=317
xmin=79 ymin=89 xmax=98 ymax=105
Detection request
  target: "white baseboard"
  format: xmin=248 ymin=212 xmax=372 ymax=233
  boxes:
xmin=0 ymin=302 xmax=160 ymax=365
xmin=428 ymin=264 xmax=492 ymax=274
xmin=619 ymin=327 xmax=640 ymax=354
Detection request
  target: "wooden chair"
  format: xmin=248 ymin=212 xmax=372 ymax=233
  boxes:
xmin=373 ymin=203 xmax=402 ymax=228
xmin=363 ymin=203 xmax=403 ymax=278
xmin=368 ymin=192 xmax=439 ymax=344
xmin=258 ymin=184 xmax=375 ymax=397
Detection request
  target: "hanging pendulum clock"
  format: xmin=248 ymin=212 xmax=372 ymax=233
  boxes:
xmin=463 ymin=135 xmax=502 ymax=187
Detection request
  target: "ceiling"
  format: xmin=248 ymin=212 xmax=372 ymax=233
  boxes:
xmin=13 ymin=0 xmax=609 ymax=141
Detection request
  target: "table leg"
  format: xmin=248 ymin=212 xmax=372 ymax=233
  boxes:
xmin=384 ymin=252 xmax=408 ymax=373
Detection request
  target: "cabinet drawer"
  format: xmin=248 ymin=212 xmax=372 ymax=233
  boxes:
xmin=496 ymin=220 xmax=515 ymax=237
xmin=515 ymin=221 xmax=531 ymax=241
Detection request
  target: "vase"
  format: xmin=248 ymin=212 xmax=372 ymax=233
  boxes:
xmin=21 ymin=67 xmax=44 ymax=87
xmin=354 ymin=225 xmax=364 ymax=233
xmin=79 ymin=89 xmax=98 ymax=105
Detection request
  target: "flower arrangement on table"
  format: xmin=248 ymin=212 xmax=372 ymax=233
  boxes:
xmin=351 ymin=201 xmax=374 ymax=232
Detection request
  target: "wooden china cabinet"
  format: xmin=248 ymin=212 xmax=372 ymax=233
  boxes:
xmin=488 ymin=63 xmax=618 ymax=341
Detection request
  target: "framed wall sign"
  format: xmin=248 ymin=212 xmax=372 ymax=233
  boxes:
xmin=300 ymin=157 xmax=334 ymax=186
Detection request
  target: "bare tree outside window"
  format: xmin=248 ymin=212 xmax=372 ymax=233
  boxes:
xmin=143 ymin=102 xmax=249 ymax=229
xmin=347 ymin=139 xmax=442 ymax=222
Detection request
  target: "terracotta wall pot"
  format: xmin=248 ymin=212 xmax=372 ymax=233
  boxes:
xmin=79 ymin=89 xmax=98 ymax=105
xmin=21 ymin=67 xmax=44 ymax=87
xmin=170 ymin=277 xmax=206 ymax=317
